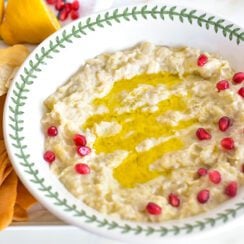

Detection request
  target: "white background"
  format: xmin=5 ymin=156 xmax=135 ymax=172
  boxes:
xmin=0 ymin=0 xmax=244 ymax=243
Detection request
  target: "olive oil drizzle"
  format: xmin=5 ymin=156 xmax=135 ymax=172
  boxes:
xmin=83 ymin=73 xmax=195 ymax=188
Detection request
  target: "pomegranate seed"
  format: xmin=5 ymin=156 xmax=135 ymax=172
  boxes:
xmin=46 ymin=0 xmax=57 ymax=4
xmin=197 ymin=189 xmax=210 ymax=204
xmin=47 ymin=126 xmax=58 ymax=137
xmin=71 ymin=0 xmax=80 ymax=10
xmin=168 ymin=193 xmax=180 ymax=207
xmin=208 ymin=170 xmax=221 ymax=184
xmin=75 ymin=163 xmax=90 ymax=175
xmin=216 ymin=80 xmax=230 ymax=92
xmin=197 ymin=168 xmax=208 ymax=177
xmin=238 ymin=87 xmax=244 ymax=98
xmin=196 ymin=128 xmax=212 ymax=140
xmin=58 ymin=9 xmax=68 ymax=21
xmin=71 ymin=10 xmax=79 ymax=20
xmin=43 ymin=151 xmax=55 ymax=164
xmin=225 ymin=181 xmax=238 ymax=197
xmin=232 ymin=72 xmax=244 ymax=84
xmin=218 ymin=116 xmax=232 ymax=132
xmin=73 ymin=134 xmax=87 ymax=146
xmin=146 ymin=202 xmax=162 ymax=215
xmin=64 ymin=3 xmax=72 ymax=13
xmin=55 ymin=0 xmax=65 ymax=11
xmin=197 ymin=54 xmax=208 ymax=67
xmin=221 ymin=137 xmax=235 ymax=150
xmin=77 ymin=146 xmax=91 ymax=157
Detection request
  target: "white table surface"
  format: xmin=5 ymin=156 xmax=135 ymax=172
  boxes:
xmin=1 ymin=0 xmax=244 ymax=243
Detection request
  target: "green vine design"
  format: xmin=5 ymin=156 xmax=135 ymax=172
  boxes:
xmin=8 ymin=5 xmax=244 ymax=237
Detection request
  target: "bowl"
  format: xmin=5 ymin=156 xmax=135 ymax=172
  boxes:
xmin=4 ymin=3 xmax=244 ymax=243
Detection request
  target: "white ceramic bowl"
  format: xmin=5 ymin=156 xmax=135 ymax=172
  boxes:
xmin=4 ymin=4 xmax=244 ymax=243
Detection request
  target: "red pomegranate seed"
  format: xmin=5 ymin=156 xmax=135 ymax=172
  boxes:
xmin=43 ymin=151 xmax=55 ymax=164
xmin=218 ymin=116 xmax=232 ymax=132
xmin=75 ymin=163 xmax=90 ymax=175
xmin=197 ymin=54 xmax=208 ymax=67
xmin=168 ymin=193 xmax=181 ymax=207
xmin=58 ymin=9 xmax=68 ymax=21
xmin=232 ymin=72 xmax=244 ymax=84
xmin=146 ymin=202 xmax=162 ymax=215
xmin=73 ymin=134 xmax=87 ymax=146
xmin=64 ymin=3 xmax=72 ymax=13
xmin=208 ymin=170 xmax=222 ymax=184
xmin=55 ymin=0 xmax=65 ymax=10
xmin=221 ymin=137 xmax=235 ymax=150
xmin=71 ymin=10 xmax=79 ymax=20
xmin=77 ymin=146 xmax=91 ymax=157
xmin=238 ymin=87 xmax=244 ymax=98
xmin=46 ymin=0 xmax=57 ymax=4
xmin=71 ymin=0 xmax=80 ymax=10
xmin=197 ymin=168 xmax=208 ymax=177
xmin=196 ymin=128 xmax=212 ymax=140
xmin=197 ymin=189 xmax=210 ymax=204
xmin=216 ymin=80 xmax=230 ymax=92
xmin=225 ymin=181 xmax=238 ymax=197
xmin=47 ymin=126 xmax=58 ymax=137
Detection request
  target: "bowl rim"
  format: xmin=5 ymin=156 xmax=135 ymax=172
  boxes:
xmin=3 ymin=3 xmax=244 ymax=242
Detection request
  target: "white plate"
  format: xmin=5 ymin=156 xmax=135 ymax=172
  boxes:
xmin=4 ymin=3 xmax=244 ymax=243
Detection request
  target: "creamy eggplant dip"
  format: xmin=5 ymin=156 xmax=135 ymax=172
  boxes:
xmin=42 ymin=42 xmax=244 ymax=222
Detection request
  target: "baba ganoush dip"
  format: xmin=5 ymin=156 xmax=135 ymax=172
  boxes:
xmin=42 ymin=42 xmax=244 ymax=222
